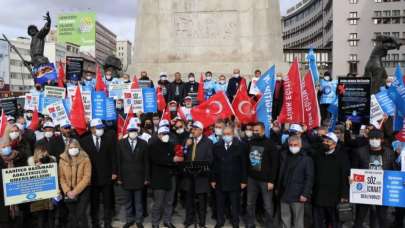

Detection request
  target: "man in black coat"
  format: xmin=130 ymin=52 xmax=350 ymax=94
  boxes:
xmin=182 ymin=121 xmax=213 ymax=228
xmin=246 ymin=122 xmax=279 ymax=228
xmin=116 ymin=119 xmax=149 ymax=228
xmin=311 ymin=132 xmax=349 ymax=228
xmin=278 ymin=135 xmax=314 ymax=228
xmin=168 ymin=72 xmax=187 ymax=104
xmin=184 ymin=73 xmax=199 ymax=102
xmin=149 ymin=126 xmax=182 ymax=228
xmin=158 ymin=72 xmax=170 ymax=103
xmin=211 ymin=126 xmax=247 ymax=228
xmin=79 ymin=119 xmax=117 ymax=228
xmin=226 ymin=68 xmax=244 ymax=103
xmin=36 ymin=121 xmax=55 ymax=148
xmin=352 ymin=129 xmax=397 ymax=228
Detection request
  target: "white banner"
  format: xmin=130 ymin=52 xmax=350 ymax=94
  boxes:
xmin=44 ymin=86 xmax=66 ymax=99
xmin=24 ymin=93 xmax=40 ymax=111
xmin=45 ymin=101 xmax=70 ymax=127
xmin=350 ymin=169 xmax=384 ymax=206
xmin=82 ymin=90 xmax=92 ymax=120
xmin=370 ymin=95 xmax=385 ymax=129
xmin=123 ymin=89 xmax=143 ymax=113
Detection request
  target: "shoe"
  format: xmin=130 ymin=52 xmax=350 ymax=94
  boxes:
xmin=123 ymin=222 xmax=134 ymax=228
xmin=183 ymin=223 xmax=193 ymax=228
xmin=152 ymin=226 xmax=159 ymax=228
xmin=163 ymin=223 xmax=176 ymax=228
xmin=136 ymin=223 xmax=144 ymax=228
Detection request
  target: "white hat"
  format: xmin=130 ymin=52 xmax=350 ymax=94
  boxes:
xmin=158 ymin=126 xmax=170 ymax=134
xmin=6 ymin=116 xmax=14 ymax=121
xmin=192 ymin=121 xmax=204 ymax=130
xmin=160 ymin=72 xmax=168 ymax=76
xmin=90 ymin=118 xmax=104 ymax=129
xmin=60 ymin=119 xmax=71 ymax=128
xmin=289 ymin=124 xmax=303 ymax=133
xmin=159 ymin=119 xmax=170 ymax=128
xmin=325 ymin=132 xmax=338 ymax=144
xmin=43 ymin=121 xmax=55 ymax=129
xmin=126 ymin=118 xmax=139 ymax=131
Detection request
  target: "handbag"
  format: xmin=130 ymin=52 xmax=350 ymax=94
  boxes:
xmin=337 ymin=203 xmax=353 ymax=222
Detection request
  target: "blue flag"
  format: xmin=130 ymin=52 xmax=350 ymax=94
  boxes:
xmin=142 ymin=88 xmax=158 ymax=113
xmin=105 ymin=98 xmax=117 ymax=121
xmin=307 ymin=48 xmax=320 ymax=85
xmin=255 ymin=65 xmax=276 ymax=137
xmin=375 ymin=90 xmax=396 ymax=116
xmin=92 ymin=91 xmax=107 ymax=119
xmin=394 ymin=63 xmax=404 ymax=88
xmin=327 ymin=97 xmax=338 ymax=132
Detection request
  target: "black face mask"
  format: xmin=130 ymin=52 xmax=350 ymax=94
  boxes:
xmin=40 ymin=156 xmax=51 ymax=164
xmin=144 ymin=123 xmax=153 ymax=129
xmin=253 ymin=133 xmax=263 ymax=139
xmin=35 ymin=85 xmax=42 ymax=91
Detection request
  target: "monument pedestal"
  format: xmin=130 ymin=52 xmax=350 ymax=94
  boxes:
xmin=130 ymin=0 xmax=286 ymax=80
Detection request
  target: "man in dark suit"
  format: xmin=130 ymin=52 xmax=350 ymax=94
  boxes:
xmin=79 ymin=119 xmax=117 ymax=228
xmin=226 ymin=68 xmax=244 ymax=103
xmin=211 ymin=125 xmax=247 ymax=228
xmin=116 ymin=119 xmax=149 ymax=228
xmin=168 ymin=72 xmax=187 ymax=104
xmin=36 ymin=121 xmax=55 ymax=148
xmin=182 ymin=121 xmax=213 ymax=228
xmin=48 ymin=120 xmax=77 ymax=163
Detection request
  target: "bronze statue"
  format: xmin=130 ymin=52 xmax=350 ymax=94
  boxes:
xmin=26 ymin=11 xmax=51 ymax=68
xmin=364 ymin=35 xmax=402 ymax=94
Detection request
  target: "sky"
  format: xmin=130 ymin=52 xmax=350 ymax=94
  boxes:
xmin=0 ymin=0 xmax=299 ymax=43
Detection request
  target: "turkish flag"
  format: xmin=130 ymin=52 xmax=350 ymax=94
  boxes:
xmin=161 ymin=108 xmax=171 ymax=121
xmin=123 ymin=105 xmax=134 ymax=136
xmin=232 ymin=82 xmax=256 ymax=124
xmin=239 ymin=77 xmax=248 ymax=96
xmin=177 ymin=106 xmax=187 ymax=121
xmin=278 ymin=58 xmax=304 ymax=124
xmin=131 ymin=75 xmax=139 ymax=89
xmin=70 ymin=86 xmax=88 ymax=135
xmin=191 ymin=91 xmax=233 ymax=127
xmin=95 ymin=64 xmax=107 ymax=93
xmin=353 ymin=174 xmax=365 ymax=182
xmin=57 ymin=61 xmax=65 ymax=88
xmin=302 ymin=71 xmax=321 ymax=130
xmin=197 ymin=73 xmax=205 ymax=104
xmin=0 ymin=110 xmax=7 ymax=137
xmin=28 ymin=108 xmax=39 ymax=131
xmin=116 ymin=115 xmax=125 ymax=139
xmin=157 ymin=86 xmax=167 ymax=112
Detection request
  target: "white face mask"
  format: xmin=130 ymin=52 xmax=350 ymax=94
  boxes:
xmin=128 ymin=132 xmax=138 ymax=139
xmin=369 ymin=139 xmax=381 ymax=148
xmin=44 ymin=131 xmax=54 ymax=139
xmin=233 ymin=74 xmax=240 ymax=78
xmin=219 ymin=80 xmax=225 ymax=84
xmin=105 ymin=75 xmax=112 ymax=80
xmin=214 ymin=128 xmax=223 ymax=136
xmin=245 ymin=130 xmax=253 ymax=138
xmin=95 ymin=129 xmax=104 ymax=137
xmin=176 ymin=128 xmax=185 ymax=134
xmin=16 ymin=123 xmax=25 ymax=131
xmin=161 ymin=135 xmax=170 ymax=143
xmin=289 ymin=146 xmax=301 ymax=154
xmin=189 ymin=77 xmax=195 ymax=82
xmin=68 ymin=148 xmax=80 ymax=156
xmin=206 ymin=76 xmax=212 ymax=80
xmin=9 ymin=132 xmax=19 ymax=140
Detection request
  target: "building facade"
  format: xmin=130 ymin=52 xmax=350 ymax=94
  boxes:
xmin=116 ymin=40 xmax=132 ymax=71
xmin=9 ymin=37 xmax=34 ymax=92
xmin=282 ymin=0 xmax=405 ymax=77
xmin=95 ymin=21 xmax=117 ymax=63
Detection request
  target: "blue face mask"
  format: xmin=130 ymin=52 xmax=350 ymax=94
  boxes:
xmin=1 ymin=147 xmax=12 ymax=156
xmin=223 ymin=135 xmax=233 ymax=144
xmin=281 ymin=134 xmax=289 ymax=144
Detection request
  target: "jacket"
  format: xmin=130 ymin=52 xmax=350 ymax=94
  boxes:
xmin=211 ymin=138 xmax=248 ymax=191
xmin=247 ymin=136 xmax=279 ymax=183
xmin=168 ymin=80 xmax=187 ymax=104
xmin=59 ymin=151 xmax=92 ymax=196
xmin=226 ymin=76 xmax=243 ymax=102
xmin=352 ymin=145 xmax=397 ymax=170
xmin=116 ymin=137 xmax=149 ymax=190
xmin=148 ymin=140 xmax=177 ymax=190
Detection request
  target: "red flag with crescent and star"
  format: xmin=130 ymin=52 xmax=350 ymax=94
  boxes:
xmin=191 ymin=91 xmax=233 ymax=127
xmin=95 ymin=64 xmax=107 ymax=93
xmin=302 ymin=71 xmax=321 ymax=130
xmin=131 ymin=75 xmax=139 ymax=89
xmin=232 ymin=81 xmax=256 ymax=124
xmin=157 ymin=86 xmax=167 ymax=112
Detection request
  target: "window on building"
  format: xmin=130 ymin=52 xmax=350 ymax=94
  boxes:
xmin=383 ymin=32 xmax=391 ymax=36
xmin=349 ymin=33 xmax=358 ymax=39
xmin=349 ymin=0 xmax=358 ymax=3
xmin=349 ymin=40 xmax=358 ymax=46
xmin=383 ymin=10 xmax=391 ymax=17
xmin=392 ymin=32 xmax=400 ymax=38
xmin=373 ymin=19 xmax=382 ymax=24
xmin=374 ymin=11 xmax=382 ymax=17
xmin=349 ymin=62 xmax=358 ymax=74
xmin=349 ymin=12 xmax=358 ymax=18
xmin=374 ymin=0 xmax=382 ymax=3
xmin=392 ymin=10 xmax=400 ymax=17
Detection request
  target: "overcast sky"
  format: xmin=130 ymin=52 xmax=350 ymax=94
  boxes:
xmin=0 ymin=0 xmax=299 ymax=42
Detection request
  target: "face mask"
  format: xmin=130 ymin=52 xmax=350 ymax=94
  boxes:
xmin=233 ymin=74 xmax=240 ymax=78
xmin=219 ymin=80 xmax=225 ymax=84
xmin=206 ymin=76 xmax=212 ymax=81
xmin=86 ymin=76 xmax=92 ymax=81
xmin=185 ymin=103 xmax=192 ymax=108
xmin=324 ymin=76 xmax=331 ymax=81
xmin=277 ymin=77 xmax=282 ymax=81
xmin=214 ymin=128 xmax=223 ymax=136
xmin=129 ymin=132 xmax=138 ymax=139
xmin=169 ymin=107 xmax=177 ymax=112
xmin=161 ymin=135 xmax=170 ymax=143
xmin=176 ymin=128 xmax=185 ymax=134
xmin=161 ymin=76 xmax=167 ymax=81
xmin=245 ymin=130 xmax=253 ymax=138
xmin=369 ymin=139 xmax=381 ymax=148
xmin=116 ymin=104 xmax=123 ymax=109
xmin=289 ymin=146 xmax=300 ymax=154
xmin=95 ymin=129 xmax=104 ymax=137
xmin=105 ymin=75 xmax=112 ymax=81
xmin=189 ymin=77 xmax=195 ymax=82
xmin=386 ymin=82 xmax=392 ymax=87
xmin=223 ymin=135 xmax=233 ymax=143
xmin=9 ymin=132 xmax=19 ymax=140
xmin=44 ymin=131 xmax=54 ymax=139
xmin=1 ymin=146 xmax=12 ymax=156
xmin=68 ymin=148 xmax=80 ymax=156
xmin=16 ymin=123 xmax=25 ymax=131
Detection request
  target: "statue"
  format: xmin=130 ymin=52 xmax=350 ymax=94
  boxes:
xmin=364 ymin=35 xmax=402 ymax=94
xmin=26 ymin=11 xmax=51 ymax=68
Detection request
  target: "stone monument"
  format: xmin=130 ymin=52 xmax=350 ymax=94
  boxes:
xmin=130 ymin=0 xmax=286 ymax=80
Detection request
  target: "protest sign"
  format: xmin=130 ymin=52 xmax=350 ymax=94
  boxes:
xmin=142 ymin=88 xmax=157 ymax=113
xmin=2 ymin=163 xmax=59 ymax=206
xmin=66 ymin=56 xmax=83 ymax=81
xmin=44 ymin=86 xmax=66 ymax=99
xmin=108 ymin=83 xmax=131 ymax=99
xmin=338 ymin=77 xmax=371 ymax=125
xmin=24 ymin=93 xmax=42 ymax=111
xmin=320 ymin=80 xmax=338 ymax=104
xmin=138 ymin=80 xmax=152 ymax=88
xmin=383 ymin=171 xmax=405 ymax=207
xmin=248 ymin=78 xmax=260 ymax=95
xmin=123 ymin=89 xmax=143 ymax=113
xmin=32 ymin=63 xmax=58 ymax=85
xmin=370 ymin=95 xmax=385 ymax=129
xmin=0 ymin=98 xmax=17 ymax=116
xmin=105 ymin=98 xmax=117 ymax=120
xmin=82 ymin=90 xmax=92 ymax=120
xmin=42 ymin=96 xmax=59 ymax=114
xmin=92 ymin=91 xmax=107 ymax=119
xmin=46 ymin=101 xmax=70 ymax=126
xmin=375 ymin=90 xmax=396 ymax=116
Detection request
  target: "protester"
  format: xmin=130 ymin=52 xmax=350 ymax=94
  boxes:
xmin=149 ymin=126 xmax=182 ymax=228
xmin=211 ymin=125 xmax=247 ymax=228
xmin=180 ymin=96 xmax=193 ymax=120
xmin=168 ymin=72 xmax=187 ymax=104
xmin=59 ymin=139 xmax=91 ymax=228
xmin=182 ymin=121 xmax=213 ymax=228
xmin=247 ymin=69 xmax=261 ymax=97
xmin=139 ymin=71 xmax=154 ymax=88
xmin=83 ymin=72 xmax=96 ymax=87
xmin=208 ymin=119 xmax=225 ymax=144
xmin=184 ymin=73 xmax=199 ymax=100
xmin=116 ymin=119 xmax=149 ymax=228
xmin=246 ymin=122 xmax=279 ymax=228
xmin=204 ymin=71 xmax=216 ymax=100
xmin=158 ymin=72 xmax=170 ymax=102
xmin=226 ymin=69 xmax=243 ymax=102
xmin=36 ymin=121 xmax=55 ymax=148
xmin=214 ymin=75 xmax=227 ymax=93
xmin=79 ymin=119 xmax=117 ymax=228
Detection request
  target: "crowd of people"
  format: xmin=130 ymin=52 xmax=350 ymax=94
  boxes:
xmin=0 ymin=69 xmax=403 ymax=228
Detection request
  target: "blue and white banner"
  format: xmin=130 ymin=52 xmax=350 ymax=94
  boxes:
xmin=32 ymin=63 xmax=57 ymax=86
xmin=320 ymin=80 xmax=337 ymax=104
xmin=92 ymin=91 xmax=107 ymax=120
xmin=108 ymin=83 xmax=131 ymax=99
xmin=375 ymin=90 xmax=396 ymax=116
xmin=142 ymin=88 xmax=158 ymax=113
xmin=105 ymin=98 xmax=117 ymax=121
xmin=387 ymin=85 xmax=405 ymax=117
xmin=307 ymin=48 xmax=320 ymax=85
xmin=24 ymin=93 xmax=43 ymax=111
xmin=255 ymin=65 xmax=276 ymax=137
